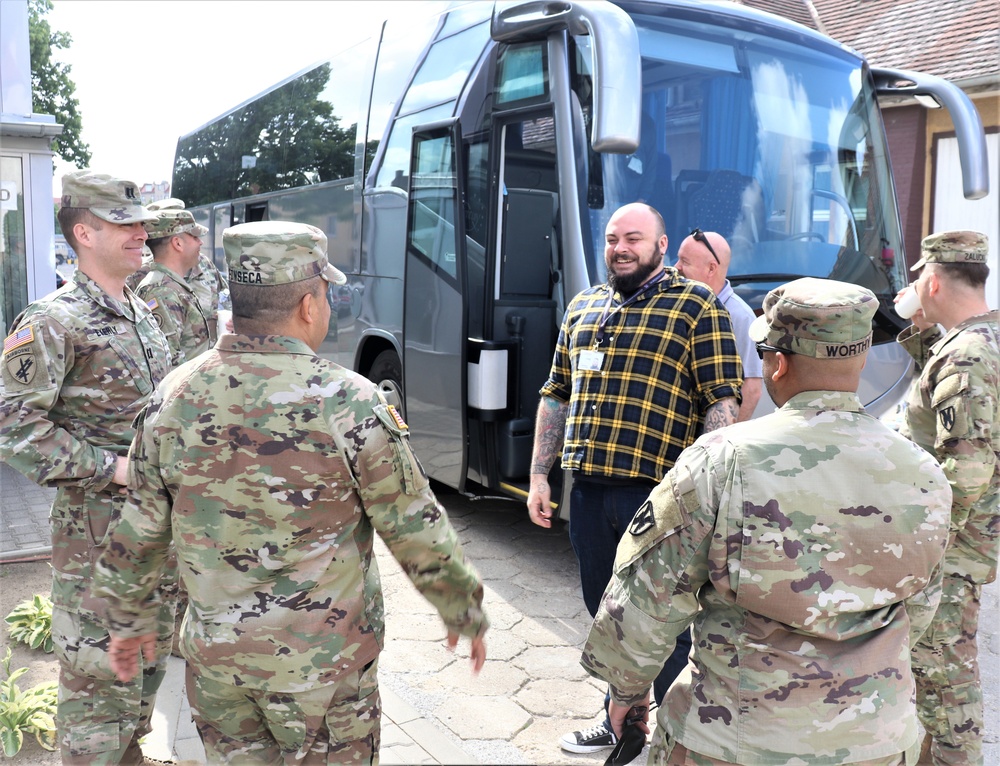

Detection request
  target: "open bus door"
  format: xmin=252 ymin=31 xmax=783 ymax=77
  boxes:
xmin=402 ymin=119 xmax=469 ymax=491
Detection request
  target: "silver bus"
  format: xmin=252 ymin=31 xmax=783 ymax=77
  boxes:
xmin=171 ymin=0 xmax=988 ymax=502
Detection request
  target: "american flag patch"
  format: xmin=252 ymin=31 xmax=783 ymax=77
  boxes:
xmin=387 ymin=405 xmax=408 ymax=431
xmin=147 ymin=298 xmax=159 ymax=310
xmin=4 ymin=326 xmax=34 ymax=354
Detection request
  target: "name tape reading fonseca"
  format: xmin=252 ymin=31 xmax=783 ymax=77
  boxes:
xmin=232 ymin=270 xmax=264 ymax=284
xmin=820 ymin=335 xmax=871 ymax=358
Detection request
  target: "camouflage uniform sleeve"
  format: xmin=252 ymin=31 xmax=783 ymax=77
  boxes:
xmin=136 ymin=282 xmax=182 ymax=367
xmin=353 ymin=393 xmax=488 ymax=639
xmin=926 ymin=344 xmax=997 ymax=533
xmin=92 ymin=403 xmax=173 ymax=637
xmin=897 ymin=324 xmax=944 ymax=370
xmin=582 ymin=445 xmax=716 ymax=706
xmin=904 ymin=558 xmax=944 ymax=645
xmin=0 ymin=315 xmax=117 ymax=490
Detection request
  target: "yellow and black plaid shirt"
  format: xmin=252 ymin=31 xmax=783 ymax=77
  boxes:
xmin=540 ymin=268 xmax=743 ymax=482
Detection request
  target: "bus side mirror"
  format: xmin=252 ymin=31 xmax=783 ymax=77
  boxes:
xmin=872 ymin=66 xmax=989 ymax=200
xmin=492 ymin=0 xmax=642 ymax=154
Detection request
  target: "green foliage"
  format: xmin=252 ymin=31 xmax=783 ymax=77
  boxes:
xmin=173 ymin=62 xmax=358 ymax=206
xmin=0 ymin=648 xmax=57 ymax=756
xmin=27 ymin=0 xmax=91 ymax=169
xmin=4 ymin=594 xmax=54 ymax=653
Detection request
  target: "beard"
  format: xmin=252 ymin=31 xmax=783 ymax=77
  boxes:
xmin=606 ymin=257 xmax=662 ymax=296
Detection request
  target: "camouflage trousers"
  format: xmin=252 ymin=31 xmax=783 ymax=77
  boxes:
xmin=651 ymin=735 xmax=907 ymax=765
xmin=52 ymin=606 xmax=174 ymax=765
xmin=912 ymin=574 xmax=984 ymax=766
xmin=187 ymin=657 xmax=381 ymax=764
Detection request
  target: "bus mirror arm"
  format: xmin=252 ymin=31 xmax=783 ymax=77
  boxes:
xmin=492 ymin=0 xmax=641 ymax=154
xmin=872 ymin=67 xmax=989 ymax=200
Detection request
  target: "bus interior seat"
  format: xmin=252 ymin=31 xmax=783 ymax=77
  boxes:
xmin=502 ymin=188 xmax=556 ymax=297
xmin=647 ymin=152 xmax=673 ymax=227
xmin=685 ymin=169 xmax=765 ymax=255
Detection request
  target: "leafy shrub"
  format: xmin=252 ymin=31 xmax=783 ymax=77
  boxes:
xmin=0 ymin=647 xmax=57 ymax=755
xmin=4 ymin=594 xmax=53 ymax=653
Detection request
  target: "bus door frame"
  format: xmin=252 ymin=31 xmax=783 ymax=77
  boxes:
xmin=402 ymin=117 xmax=470 ymax=492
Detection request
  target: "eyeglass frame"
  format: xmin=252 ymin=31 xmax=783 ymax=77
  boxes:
xmin=690 ymin=228 xmax=721 ymax=265
xmin=755 ymin=341 xmax=795 ymax=360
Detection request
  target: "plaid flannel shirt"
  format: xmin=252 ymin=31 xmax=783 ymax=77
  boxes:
xmin=540 ymin=268 xmax=743 ymax=481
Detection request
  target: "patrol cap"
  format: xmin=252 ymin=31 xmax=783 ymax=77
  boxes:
xmin=223 ymin=221 xmax=347 ymax=286
xmin=60 ymin=170 xmax=157 ymax=225
xmin=146 ymin=197 xmax=186 ymax=211
xmin=749 ymin=277 xmax=877 ymax=359
xmin=911 ymin=230 xmax=989 ymax=271
xmin=144 ymin=209 xmax=208 ymax=240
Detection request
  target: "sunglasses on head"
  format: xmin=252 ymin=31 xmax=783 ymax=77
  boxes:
xmin=690 ymin=228 xmax=721 ymax=265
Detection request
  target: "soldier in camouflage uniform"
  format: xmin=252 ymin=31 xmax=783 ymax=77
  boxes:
xmin=127 ymin=198 xmax=231 ymax=341
xmin=135 ymin=209 xmax=213 ymax=366
xmin=149 ymin=198 xmax=231 ymax=340
xmin=581 ymin=278 xmax=953 ymax=766
xmin=0 ymin=172 xmax=175 ymax=764
xmin=896 ymin=231 xmax=1000 ymax=766
xmin=92 ymin=220 xmax=489 ymax=765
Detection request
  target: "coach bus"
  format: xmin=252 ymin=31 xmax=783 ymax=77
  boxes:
xmin=171 ymin=0 xmax=988 ymax=501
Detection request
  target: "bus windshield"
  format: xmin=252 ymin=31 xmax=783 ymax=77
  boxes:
xmin=577 ymin=12 xmax=906 ymax=330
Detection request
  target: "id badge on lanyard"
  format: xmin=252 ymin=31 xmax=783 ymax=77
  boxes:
xmin=579 ymin=349 xmax=604 ymax=371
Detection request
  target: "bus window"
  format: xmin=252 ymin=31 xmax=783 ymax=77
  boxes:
xmin=399 ymin=21 xmax=490 ymax=115
xmin=496 ymin=42 xmax=548 ymax=106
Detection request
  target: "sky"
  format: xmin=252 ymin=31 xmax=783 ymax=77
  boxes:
xmin=46 ymin=0 xmax=436 ymax=186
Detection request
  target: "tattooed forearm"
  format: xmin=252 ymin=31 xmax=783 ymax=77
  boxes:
xmin=704 ymin=397 xmax=739 ymax=432
xmin=530 ymin=396 xmax=568 ymax=476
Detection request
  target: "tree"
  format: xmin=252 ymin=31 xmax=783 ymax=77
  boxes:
xmin=173 ymin=63 xmax=359 ymax=206
xmin=27 ymin=0 xmax=91 ymax=169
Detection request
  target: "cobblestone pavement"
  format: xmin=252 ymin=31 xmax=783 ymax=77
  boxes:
xmin=2 ymin=463 xmax=997 ymax=764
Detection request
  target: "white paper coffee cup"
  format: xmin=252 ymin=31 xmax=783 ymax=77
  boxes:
xmin=894 ymin=286 xmax=921 ymax=319
xmin=217 ymin=309 xmax=233 ymax=336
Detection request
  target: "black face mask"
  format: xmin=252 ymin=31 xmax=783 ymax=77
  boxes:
xmin=604 ymin=706 xmax=648 ymax=766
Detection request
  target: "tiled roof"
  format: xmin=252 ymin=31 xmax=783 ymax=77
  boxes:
xmin=741 ymin=0 xmax=820 ymax=30
xmin=741 ymin=0 xmax=1000 ymax=84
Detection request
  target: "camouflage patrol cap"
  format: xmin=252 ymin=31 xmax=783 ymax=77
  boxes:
xmin=911 ymin=230 xmax=989 ymax=271
xmin=60 ymin=170 xmax=157 ymax=224
xmin=223 ymin=221 xmax=347 ymax=286
xmin=146 ymin=197 xmax=186 ymax=211
xmin=144 ymin=209 xmax=208 ymax=240
xmin=749 ymin=277 xmax=877 ymax=359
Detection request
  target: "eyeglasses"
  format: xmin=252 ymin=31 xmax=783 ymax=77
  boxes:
xmin=690 ymin=228 xmax=721 ymax=265
xmin=755 ymin=342 xmax=795 ymax=360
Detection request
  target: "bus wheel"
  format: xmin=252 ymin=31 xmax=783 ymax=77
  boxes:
xmin=370 ymin=350 xmax=404 ymax=414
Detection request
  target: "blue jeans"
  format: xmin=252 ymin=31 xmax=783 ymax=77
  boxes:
xmin=569 ymin=477 xmax=692 ymax=709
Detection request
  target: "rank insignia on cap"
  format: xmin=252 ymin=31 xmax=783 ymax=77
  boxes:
xmin=387 ymin=405 xmax=408 ymax=431
xmin=4 ymin=326 xmax=34 ymax=355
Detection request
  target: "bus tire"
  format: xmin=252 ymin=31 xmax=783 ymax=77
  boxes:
xmin=370 ymin=350 xmax=404 ymax=415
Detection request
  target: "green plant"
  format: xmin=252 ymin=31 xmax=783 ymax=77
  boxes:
xmin=0 ymin=647 xmax=57 ymax=755
xmin=5 ymin=594 xmax=53 ymax=653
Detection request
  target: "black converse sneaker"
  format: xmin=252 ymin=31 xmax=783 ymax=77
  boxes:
xmin=560 ymin=721 xmax=618 ymax=753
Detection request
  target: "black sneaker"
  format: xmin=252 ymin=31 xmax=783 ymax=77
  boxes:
xmin=560 ymin=721 xmax=618 ymax=753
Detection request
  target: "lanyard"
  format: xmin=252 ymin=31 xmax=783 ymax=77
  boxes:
xmin=595 ymin=269 xmax=666 ymax=347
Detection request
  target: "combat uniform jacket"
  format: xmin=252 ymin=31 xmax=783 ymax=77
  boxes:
xmin=135 ymin=263 xmax=213 ymax=367
xmin=0 ymin=271 xmax=171 ymax=619
xmin=583 ymin=391 xmax=952 ymax=765
xmin=899 ymin=311 xmax=1000 ymax=584
xmin=186 ymin=253 xmax=229 ymax=345
xmin=93 ymin=334 xmax=488 ymax=693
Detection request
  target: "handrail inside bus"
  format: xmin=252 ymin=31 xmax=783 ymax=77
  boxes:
xmin=491 ymin=0 xmax=641 ymax=153
xmin=872 ymin=66 xmax=989 ymax=200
